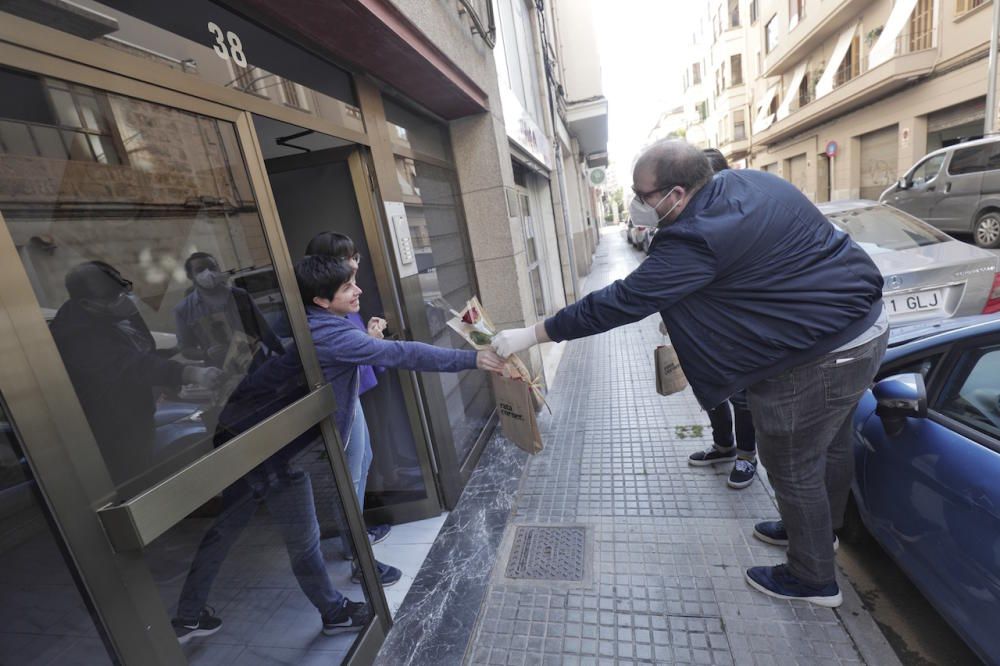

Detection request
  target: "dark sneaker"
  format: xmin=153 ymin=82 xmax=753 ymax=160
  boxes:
xmin=322 ymin=599 xmax=373 ymax=635
xmin=745 ymin=564 xmax=842 ymax=607
xmin=172 ymin=607 xmax=222 ymax=644
xmin=367 ymin=524 xmax=391 ymax=545
xmin=727 ymin=458 xmax=757 ymax=489
xmin=688 ymin=445 xmax=737 ymax=467
xmin=753 ymin=520 xmax=839 ymax=551
xmin=352 ymin=560 xmax=402 ymax=587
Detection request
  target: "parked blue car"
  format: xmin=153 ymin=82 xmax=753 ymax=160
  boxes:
xmin=849 ymin=314 xmax=1000 ymax=663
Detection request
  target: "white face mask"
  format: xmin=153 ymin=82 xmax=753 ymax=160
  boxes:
xmin=629 ymin=187 xmax=682 ymax=228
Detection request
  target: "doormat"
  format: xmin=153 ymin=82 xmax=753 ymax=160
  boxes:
xmin=504 ymin=526 xmax=586 ymax=581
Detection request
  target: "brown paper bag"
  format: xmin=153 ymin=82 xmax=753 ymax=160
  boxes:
xmin=655 ymin=344 xmax=688 ymax=396
xmin=492 ymin=374 xmax=543 ymax=454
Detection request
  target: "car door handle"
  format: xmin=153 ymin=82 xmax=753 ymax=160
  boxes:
xmin=943 ymin=182 xmax=952 ymax=193
xmin=926 ymin=184 xmax=935 ymax=191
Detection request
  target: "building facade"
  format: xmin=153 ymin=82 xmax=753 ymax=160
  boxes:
xmin=677 ymin=0 xmax=993 ymax=200
xmin=0 ymin=0 xmax=605 ymax=664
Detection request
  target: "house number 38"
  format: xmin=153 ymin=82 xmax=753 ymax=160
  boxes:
xmin=208 ymin=22 xmax=247 ymax=68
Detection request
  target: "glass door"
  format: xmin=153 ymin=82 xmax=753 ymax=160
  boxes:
xmin=0 ymin=60 xmax=387 ymax=664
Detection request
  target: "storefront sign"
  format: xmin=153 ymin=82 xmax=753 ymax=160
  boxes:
xmin=588 ymin=167 xmax=606 ymax=187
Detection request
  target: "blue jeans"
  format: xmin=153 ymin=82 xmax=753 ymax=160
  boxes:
xmin=747 ymin=332 xmax=888 ymax=586
xmin=344 ymin=402 xmax=373 ymax=510
xmin=176 ymin=465 xmax=345 ymax=621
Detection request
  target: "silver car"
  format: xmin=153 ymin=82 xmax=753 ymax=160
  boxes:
xmin=818 ymin=201 xmax=1000 ymax=326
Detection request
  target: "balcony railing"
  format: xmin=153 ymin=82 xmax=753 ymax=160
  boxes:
xmin=457 ymin=0 xmax=496 ymax=48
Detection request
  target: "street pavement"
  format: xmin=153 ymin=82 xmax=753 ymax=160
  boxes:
xmin=462 ymin=226 xmax=900 ymax=665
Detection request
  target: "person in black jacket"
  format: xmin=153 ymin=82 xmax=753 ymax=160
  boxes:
xmin=493 ymin=140 xmax=889 ymax=609
xmin=50 ymin=261 xmax=221 ymax=490
xmin=687 ymin=148 xmax=758 ymax=489
xmin=174 ymin=252 xmax=284 ymax=372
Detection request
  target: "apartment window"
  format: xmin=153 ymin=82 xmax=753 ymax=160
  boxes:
xmin=697 ymin=101 xmax=709 ymax=121
xmin=7 ymin=77 xmax=125 ymax=165
xmin=765 ymin=16 xmax=779 ymax=53
xmin=692 ymin=62 xmax=702 ymax=85
xmin=768 ymin=92 xmax=780 ymax=115
xmin=750 ymin=0 xmax=759 ymax=24
xmin=957 ymin=0 xmax=986 ymax=13
xmin=230 ymin=62 xmax=267 ymax=96
xmin=734 ymin=109 xmax=746 ymax=140
xmin=797 ymin=72 xmax=810 ymax=107
xmin=279 ymin=78 xmax=306 ymax=109
xmin=731 ymin=54 xmax=744 ymax=86
xmin=713 ymin=11 xmax=722 ymax=40
xmin=789 ymin=0 xmax=805 ymax=29
xmin=729 ymin=0 xmax=741 ymax=27
xmin=834 ymin=35 xmax=860 ymax=86
xmin=719 ymin=116 xmax=728 ymax=144
xmin=909 ymin=0 xmax=934 ymax=52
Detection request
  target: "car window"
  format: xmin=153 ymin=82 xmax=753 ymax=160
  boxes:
xmin=910 ymin=154 xmax=944 ymax=186
xmin=947 ymin=144 xmax=989 ymax=176
xmin=878 ymin=354 xmax=941 ymax=382
xmin=827 ymin=206 xmax=950 ymax=252
xmin=936 ymin=345 xmax=1000 ymax=439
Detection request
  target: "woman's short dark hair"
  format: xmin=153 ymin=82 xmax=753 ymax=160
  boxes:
xmin=702 ymin=148 xmax=730 ymax=173
xmin=305 ymin=231 xmax=355 ymax=260
xmin=294 ymin=255 xmax=353 ymax=306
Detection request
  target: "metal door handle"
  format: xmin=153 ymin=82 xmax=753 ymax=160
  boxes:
xmin=944 ymin=182 xmax=952 ymax=193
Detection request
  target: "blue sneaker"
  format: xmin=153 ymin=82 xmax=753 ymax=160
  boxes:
xmin=753 ymin=520 xmax=839 ymax=551
xmin=745 ymin=564 xmax=842 ymax=607
xmin=367 ymin=524 xmax=391 ymax=545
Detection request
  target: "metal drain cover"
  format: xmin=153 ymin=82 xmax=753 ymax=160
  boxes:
xmin=505 ymin=526 xmax=586 ymax=581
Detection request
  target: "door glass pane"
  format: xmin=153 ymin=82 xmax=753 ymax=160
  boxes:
xmin=0 ymin=397 xmax=114 ymax=665
xmin=402 ymin=159 xmax=494 ymax=465
xmin=0 ymin=67 xmax=303 ymax=502
xmin=383 ymin=97 xmax=450 ymax=162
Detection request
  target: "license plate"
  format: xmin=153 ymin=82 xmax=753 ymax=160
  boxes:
xmin=886 ymin=289 xmax=943 ymax=316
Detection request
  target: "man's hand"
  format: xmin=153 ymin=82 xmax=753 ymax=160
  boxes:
xmin=476 ymin=350 xmax=507 ymax=373
xmin=367 ymin=317 xmax=387 ymax=339
xmin=182 ymin=365 xmax=224 ymax=388
xmin=492 ymin=324 xmax=539 ymax=357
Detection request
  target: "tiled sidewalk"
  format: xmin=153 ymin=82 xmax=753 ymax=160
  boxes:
xmin=469 ymin=227 xmax=900 ymax=666
xmin=377 ymin=226 xmax=898 ymax=666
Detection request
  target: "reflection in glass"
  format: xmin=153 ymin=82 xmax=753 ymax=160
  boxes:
xmin=0 ymin=67 xmax=296 ymax=501
xmin=395 ymin=157 xmax=494 ymax=464
xmin=153 ymin=349 xmax=372 ymax=661
xmin=0 ymin=399 xmax=113 ymax=665
xmin=5 ymin=0 xmax=364 ymax=134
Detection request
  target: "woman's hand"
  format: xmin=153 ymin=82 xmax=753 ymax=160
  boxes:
xmin=367 ymin=317 xmax=387 ymax=339
xmin=476 ymin=349 xmax=507 ymax=374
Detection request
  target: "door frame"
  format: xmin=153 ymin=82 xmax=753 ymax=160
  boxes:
xmin=0 ymin=35 xmax=389 ymax=665
xmin=259 ymin=143 xmax=445 ymax=524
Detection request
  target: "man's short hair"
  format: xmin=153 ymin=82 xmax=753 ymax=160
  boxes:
xmin=294 ymin=255 xmax=353 ymax=306
xmin=635 ymin=140 xmax=714 ymax=193
xmin=702 ymin=148 xmax=730 ymax=173
xmin=184 ymin=251 xmax=217 ymax=277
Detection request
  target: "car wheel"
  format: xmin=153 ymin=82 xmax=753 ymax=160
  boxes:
xmin=973 ymin=211 xmax=1000 ymax=249
xmin=837 ymin=493 xmax=872 ymax=546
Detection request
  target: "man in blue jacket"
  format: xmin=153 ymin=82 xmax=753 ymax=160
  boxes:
xmin=493 ymin=140 xmax=888 ymax=608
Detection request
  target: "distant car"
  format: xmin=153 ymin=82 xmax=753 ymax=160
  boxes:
xmin=847 ymin=314 xmax=1000 ymax=664
xmin=879 ymin=136 xmax=1000 ymax=248
xmin=817 ymin=201 xmax=1000 ymax=325
xmin=628 ymin=221 xmax=651 ymax=249
xmin=641 ymin=225 xmax=655 ymax=253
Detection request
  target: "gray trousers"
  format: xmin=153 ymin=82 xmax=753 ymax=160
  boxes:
xmin=747 ymin=331 xmax=888 ymax=586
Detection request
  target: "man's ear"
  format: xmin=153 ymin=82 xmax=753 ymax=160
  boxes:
xmin=312 ymin=296 xmax=328 ymax=309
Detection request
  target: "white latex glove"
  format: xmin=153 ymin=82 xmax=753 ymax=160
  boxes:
xmin=491 ymin=325 xmax=538 ymax=358
xmin=182 ymin=365 xmax=224 ymax=388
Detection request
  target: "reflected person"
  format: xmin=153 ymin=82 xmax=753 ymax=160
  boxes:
xmin=50 ymin=261 xmax=221 ymax=490
xmin=174 ymin=252 xmax=284 ymax=373
xmin=172 ymin=345 xmax=371 ymax=643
